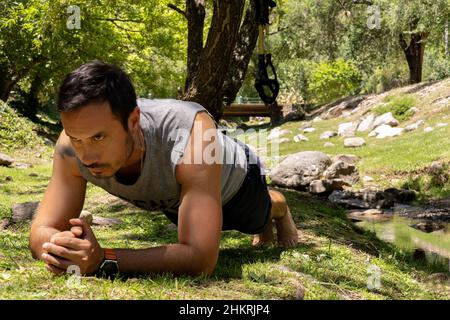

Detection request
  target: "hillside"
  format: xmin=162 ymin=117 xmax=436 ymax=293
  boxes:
xmin=241 ymin=78 xmax=450 ymax=202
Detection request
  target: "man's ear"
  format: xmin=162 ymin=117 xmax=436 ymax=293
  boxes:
xmin=128 ymin=106 xmax=140 ymax=130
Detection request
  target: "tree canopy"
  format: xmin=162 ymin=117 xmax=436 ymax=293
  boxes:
xmin=0 ymin=0 xmax=449 ymax=117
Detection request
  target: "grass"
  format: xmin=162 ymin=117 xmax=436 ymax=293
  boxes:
xmin=1 ymin=187 xmax=449 ymax=299
xmin=1 ymin=79 xmax=450 ymax=299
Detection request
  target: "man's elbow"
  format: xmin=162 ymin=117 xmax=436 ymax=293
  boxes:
xmin=189 ymin=262 xmax=216 ymax=277
xmin=189 ymin=251 xmax=218 ymax=277
xmin=29 ymin=231 xmax=41 ymax=260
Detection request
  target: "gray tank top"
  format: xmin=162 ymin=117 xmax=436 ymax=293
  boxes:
xmin=76 ymin=98 xmax=258 ymax=215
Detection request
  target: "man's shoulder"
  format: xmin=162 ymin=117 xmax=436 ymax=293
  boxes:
xmin=54 ymin=130 xmax=83 ymax=178
xmin=137 ymin=98 xmax=204 ymax=109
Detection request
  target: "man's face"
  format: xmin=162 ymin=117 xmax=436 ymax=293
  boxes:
xmin=61 ymin=101 xmax=135 ymax=178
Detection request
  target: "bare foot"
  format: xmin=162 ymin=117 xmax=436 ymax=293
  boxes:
xmin=252 ymin=221 xmax=274 ymax=247
xmin=275 ymin=207 xmax=298 ymax=248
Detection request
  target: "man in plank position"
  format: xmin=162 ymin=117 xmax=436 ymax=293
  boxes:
xmin=29 ymin=61 xmax=298 ymax=278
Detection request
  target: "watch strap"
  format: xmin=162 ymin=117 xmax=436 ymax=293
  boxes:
xmin=104 ymin=248 xmax=117 ymax=261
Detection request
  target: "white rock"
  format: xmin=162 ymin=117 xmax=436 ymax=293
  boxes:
xmin=324 ymin=142 xmax=335 ymax=147
xmin=320 ymin=131 xmax=337 ymax=140
xmin=368 ymin=125 xmax=384 ymax=137
xmin=424 ymin=127 xmax=434 ymax=133
xmin=278 ymin=138 xmax=290 ymax=144
xmin=303 ymin=127 xmax=316 ymax=133
xmin=436 ymin=123 xmax=448 ymax=128
xmin=351 ymin=106 xmax=362 ymax=114
xmin=405 ymin=120 xmax=425 ymax=132
xmin=268 ymin=128 xmax=292 ymax=140
xmin=357 ymin=114 xmax=375 ymax=132
xmin=0 ymin=153 xmax=14 ymax=166
xmin=369 ymin=124 xmax=403 ymax=138
xmin=293 ymin=134 xmax=309 ymax=142
xmin=313 ymin=117 xmax=323 ymax=123
xmin=342 ymin=111 xmax=351 ymax=117
xmin=375 ymin=125 xmax=404 ymax=139
xmin=373 ymin=112 xmax=399 ymax=127
xmin=338 ymin=122 xmax=358 ymax=137
xmin=363 ymin=176 xmax=374 ymax=182
xmin=409 ymin=107 xmax=420 ymax=114
xmin=344 ymin=137 xmax=366 ymax=148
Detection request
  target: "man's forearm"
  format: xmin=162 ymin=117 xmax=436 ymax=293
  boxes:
xmin=114 ymin=244 xmax=216 ymax=277
xmin=29 ymin=226 xmax=60 ymax=259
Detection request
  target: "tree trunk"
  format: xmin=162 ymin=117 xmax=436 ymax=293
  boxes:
xmin=221 ymin=0 xmax=259 ymax=108
xmin=184 ymin=0 xmax=206 ymax=92
xmin=22 ymin=73 xmax=43 ymax=120
xmin=399 ymin=32 xmax=429 ymax=84
xmin=0 ymin=78 xmax=18 ymax=102
xmin=0 ymin=64 xmax=14 ymax=102
xmin=399 ymin=17 xmax=429 ymax=84
xmin=183 ymin=0 xmax=246 ymax=121
xmin=0 ymin=57 xmax=44 ymax=102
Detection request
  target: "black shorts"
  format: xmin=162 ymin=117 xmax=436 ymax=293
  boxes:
xmin=162 ymin=143 xmax=272 ymax=235
xmin=221 ymin=144 xmax=272 ymax=234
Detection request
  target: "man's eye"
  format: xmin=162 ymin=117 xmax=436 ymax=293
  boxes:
xmin=93 ymin=135 xmax=104 ymax=141
xmin=70 ymin=138 xmax=81 ymax=143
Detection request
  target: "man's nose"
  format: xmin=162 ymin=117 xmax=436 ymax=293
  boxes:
xmin=79 ymin=150 xmax=99 ymax=167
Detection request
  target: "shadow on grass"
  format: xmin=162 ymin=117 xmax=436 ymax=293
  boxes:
xmin=404 ymin=81 xmax=439 ymax=94
xmin=88 ymin=186 xmax=448 ymax=283
xmin=214 ymin=243 xmax=317 ymax=280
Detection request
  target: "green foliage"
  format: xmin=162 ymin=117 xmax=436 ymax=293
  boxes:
xmin=0 ymin=101 xmax=43 ymax=149
xmin=308 ymin=59 xmax=362 ymax=104
xmin=264 ymin=0 xmax=450 ymax=103
xmin=0 ymin=0 xmax=187 ymax=115
xmin=423 ymin=49 xmax=450 ymax=82
xmin=362 ymin=62 xmax=409 ymax=94
xmin=277 ymin=58 xmax=311 ymax=102
xmin=374 ymin=95 xmax=416 ymax=121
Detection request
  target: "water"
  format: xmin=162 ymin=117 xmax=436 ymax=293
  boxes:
xmin=355 ymin=215 xmax=450 ymax=268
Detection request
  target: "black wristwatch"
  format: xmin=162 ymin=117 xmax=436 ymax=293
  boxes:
xmin=97 ymin=249 xmax=119 ymax=279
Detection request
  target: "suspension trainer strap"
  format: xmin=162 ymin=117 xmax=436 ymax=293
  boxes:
xmin=254 ymin=0 xmax=279 ymax=105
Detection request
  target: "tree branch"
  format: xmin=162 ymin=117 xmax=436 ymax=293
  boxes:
xmin=399 ymin=33 xmax=409 ymax=51
xmin=336 ymin=0 xmax=348 ymax=11
xmin=108 ymin=20 xmax=141 ymax=32
xmin=167 ymin=4 xmax=187 ymax=18
xmin=269 ymin=26 xmax=290 ymax=36
xmin=93 ymin=17 xmax=143 ymax=23
xmin=352 ymin=0 xmax=373 ymax=5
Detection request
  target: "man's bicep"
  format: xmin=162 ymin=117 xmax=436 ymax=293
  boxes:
xmin=177 ymin=163 xmax=222 ymax=264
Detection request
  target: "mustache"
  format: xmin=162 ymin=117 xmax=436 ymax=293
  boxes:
xmin=83 ymin=163 xmax=108 ymax=169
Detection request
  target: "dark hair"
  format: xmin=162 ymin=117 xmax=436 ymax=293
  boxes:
xmin=57 ymin=60 xmax=137 ymax=130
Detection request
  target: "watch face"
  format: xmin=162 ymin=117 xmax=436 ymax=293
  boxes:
xmin=100 ymin=260 xmax=119 ymax=278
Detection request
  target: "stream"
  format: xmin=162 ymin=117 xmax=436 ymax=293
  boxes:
xmin=355 ymin=214 xmax=450 ymax=269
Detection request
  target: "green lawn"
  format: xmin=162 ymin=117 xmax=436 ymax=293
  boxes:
xmin=1 ymin=176 xmax=449 ymax=299
xmin=1 ymin=80 xmax=450 ymax=299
